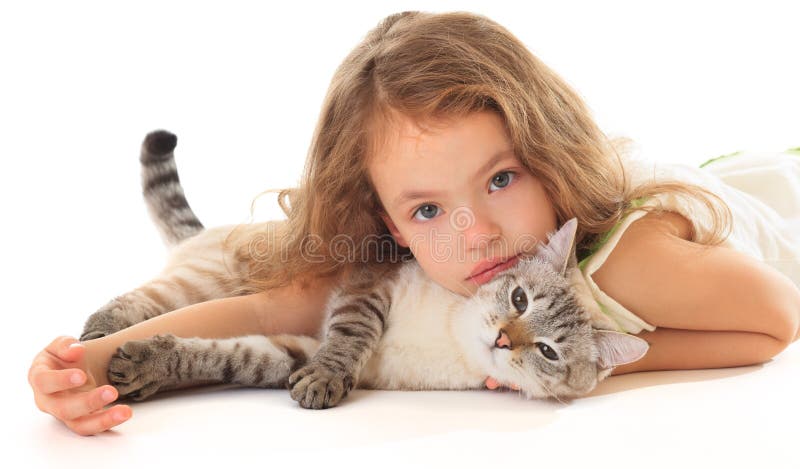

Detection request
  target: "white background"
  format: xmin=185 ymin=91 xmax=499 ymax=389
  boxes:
xmin=3 ymin=1 xmax=798 ymax=468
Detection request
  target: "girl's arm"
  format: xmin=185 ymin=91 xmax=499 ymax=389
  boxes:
xmin=609 ymin=328 xmax=791 ymax=375
xmin=595 ymin=211 xmax=800 ymax=375
xmin=82 ymin=274 xmax=339 ymax=387
xmin=30 ymin=273 xmax=338 ymax=436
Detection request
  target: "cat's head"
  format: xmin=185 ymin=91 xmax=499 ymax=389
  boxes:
xmin=463 ymin=217 xmax=649 ymax=400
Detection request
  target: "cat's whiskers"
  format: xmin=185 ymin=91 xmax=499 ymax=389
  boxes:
xmin=538 ymin=377 xmax=567 ymax=405
xmin=511 ymin=359 xmax=566 ymax=404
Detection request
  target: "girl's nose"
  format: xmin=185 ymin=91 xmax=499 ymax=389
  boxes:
xmin=453 ymin=205 xmax=502 ymax=251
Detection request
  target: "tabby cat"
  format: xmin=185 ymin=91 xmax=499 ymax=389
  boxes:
xmin=88 ymin=130 xmax=648 ymax=408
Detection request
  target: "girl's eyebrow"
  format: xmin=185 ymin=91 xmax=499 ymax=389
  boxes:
xmin=393 ymin=188 xmax=446 ymax=208
xmin=391 ymin=149 xmax=515 ymax=208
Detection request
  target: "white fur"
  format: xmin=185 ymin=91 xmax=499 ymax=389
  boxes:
xmin=357 ymin=262 xmax=494 ymax=390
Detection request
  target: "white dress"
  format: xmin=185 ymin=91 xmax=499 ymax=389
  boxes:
xmin=569 ymin=147 xmax=800 ymax=334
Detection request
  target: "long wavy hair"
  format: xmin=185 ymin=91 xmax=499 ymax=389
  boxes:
xmin=224 ymin=10 xmax=732 ymax=295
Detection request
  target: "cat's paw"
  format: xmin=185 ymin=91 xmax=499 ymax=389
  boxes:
xmin=287 ymin=361 xmax=354 ymax=410
xmin=108 ymin=334 xmax=178 ymax=401
xmin=80 ymin=303 xmax=133 ymax=340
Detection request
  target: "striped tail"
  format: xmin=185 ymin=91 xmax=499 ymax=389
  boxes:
xmin=140 ymin=130 xmax=205 ymax=247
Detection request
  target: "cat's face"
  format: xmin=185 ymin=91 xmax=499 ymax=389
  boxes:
xmin=466 ymin=256 xmax=601 ymax=399
xmin=461 ymin=218 xmax=649 ymax=400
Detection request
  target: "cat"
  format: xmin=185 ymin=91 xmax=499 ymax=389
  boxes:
xmin=92 ymin=130 xmax=649 ymax=407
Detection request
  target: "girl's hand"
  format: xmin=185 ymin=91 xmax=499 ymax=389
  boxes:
xmin=484 ymin=376 xmax=520 ymax=391
xmin=28 ymin=336 xmax=132 ymax=436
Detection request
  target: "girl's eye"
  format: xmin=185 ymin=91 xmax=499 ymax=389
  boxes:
xmin=535 ymin=342 xmax=559 ymax=361
xmin=411 ymin=170 xmax=516 ymax=221
xmin=489 ymin=171 xmax=516 ymax=192
xmin=412 ymin=204 xmax=440 ymax=221
xmin=511 ymin=286 xmax=528 ymax=313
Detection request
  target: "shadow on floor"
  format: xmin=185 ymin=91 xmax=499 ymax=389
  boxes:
xmin=585 ymin=362 xmax=764 ymax=397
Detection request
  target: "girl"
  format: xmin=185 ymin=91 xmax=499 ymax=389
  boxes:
xmin=28 ymin=11 xmax=800 ymax=436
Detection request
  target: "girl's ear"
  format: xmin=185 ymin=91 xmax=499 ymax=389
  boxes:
xmin=380 ymin=212 xmax=409 ymax=248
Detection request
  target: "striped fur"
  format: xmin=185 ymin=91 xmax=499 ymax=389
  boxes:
xmin=140 ymin=130 xmax=204 ymax=247
xmin=109 ymin=333 xmax=321 ymax=400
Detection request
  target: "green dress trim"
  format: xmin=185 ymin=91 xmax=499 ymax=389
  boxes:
xmin=597 ymin=299 xmax=625 ymax=331
xmin=575 ymin=197 xmax=650 ymax=332
xmin=698 ymin=150 xmax=743 ymax=168
xmin=577 ymin=195 xmax=650 ymax=272
xmin=700 ymin=147 xmax=800 ymax=167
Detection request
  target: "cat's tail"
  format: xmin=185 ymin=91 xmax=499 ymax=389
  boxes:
xmin=139 ymin=130 xmax=205 ymax=247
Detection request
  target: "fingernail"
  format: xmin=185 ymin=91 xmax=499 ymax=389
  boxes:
xmin=68 ymin=343 xmax=82 ymax=350
xmin=70 ymin=373 xmax=84 ymax=385
xmin=102 ymin=389 xmax=116 ymax=402
xmin=113 ymin=410 xmax=127 ymax=422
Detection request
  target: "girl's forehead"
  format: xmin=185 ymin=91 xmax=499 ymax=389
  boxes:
xmin=368 ymin=110 xmax=508 ymax=167
xmin=367 ymin=111 xmax=517 ymax=209
xmin=367 ymin=112 xmax=452 ymax=165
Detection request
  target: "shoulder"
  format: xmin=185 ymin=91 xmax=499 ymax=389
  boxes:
xmin=590 ymin=210 xmax=693 ymax=324
xmin=590 ymin=210 xmax=693 ymax=291
xmin=592 ymin=210 xmax=799 ymax=342
xmin=627 ymin=209 xmax=694 ymax=241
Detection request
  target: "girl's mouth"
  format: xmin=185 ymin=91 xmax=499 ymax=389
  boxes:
xmin=467 ymin=254 xmax=520 ymax=286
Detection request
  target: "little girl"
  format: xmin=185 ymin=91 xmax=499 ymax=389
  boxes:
xmin=28 ymin=10 xmax=800 ymax=436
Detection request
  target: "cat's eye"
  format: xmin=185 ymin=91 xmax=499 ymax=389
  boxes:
xmin=536 ymin=342 xmax=559 ymax=361
xmin=511 ymin=286 xmax=527 ymax=313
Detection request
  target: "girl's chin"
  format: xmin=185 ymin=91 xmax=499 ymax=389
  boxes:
xmin=458 ymin=281 xmax=480 ymax=297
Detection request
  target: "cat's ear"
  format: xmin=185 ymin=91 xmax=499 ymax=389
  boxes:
xmin=593 ymin=330 xmax=649 ymax=369
xmin=534 ymin=217 xmax=579 ymax=276
xmin=380 ymin=212 xmax=409 ymax=248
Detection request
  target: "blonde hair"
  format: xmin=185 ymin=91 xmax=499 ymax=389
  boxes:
xmin=225 ymin=10 xmax=732 ymax=295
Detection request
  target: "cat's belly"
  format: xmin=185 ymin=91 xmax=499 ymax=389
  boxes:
xmin=359 ymin=340 xmax=487 ymax=390
xmin=357 ymin=266 xmax=488 ymax=390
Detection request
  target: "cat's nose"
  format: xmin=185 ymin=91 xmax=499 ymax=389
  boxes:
xmin=495 ymin=330 xmax=511 ymax=349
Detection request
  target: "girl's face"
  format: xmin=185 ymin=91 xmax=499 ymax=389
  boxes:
xmin=368 ymin=110 xmax=558 ymax=297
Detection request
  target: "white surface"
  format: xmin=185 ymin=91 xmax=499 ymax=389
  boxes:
xmin=4 ymin=1 xmax=798 ymax=468
xmin=16 ymin=349 xmax=800 ymax=468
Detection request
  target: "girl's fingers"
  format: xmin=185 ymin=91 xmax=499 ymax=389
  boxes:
xmin=42 ymin=335 xmax=83 ymax=363
xmin=56 ymin=385 xmax=120 ymax=422
xmin=34 ymin=368 xmax=87 ymax=395
xmin=66 ymin=404 xmax=132 ymax=437
xmin=60 ymin=338 xmax=85 ymax=362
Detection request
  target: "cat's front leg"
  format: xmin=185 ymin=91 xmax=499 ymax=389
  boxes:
xmin=81 ymin=296 xmax=144 ymax=341
xmin=108 ymin=334 xmax=320 ymax=401
xmin=81 ymin=269 xmax=238 ymax=341
xmin=288 ymin=288 xmax=391 ymax=409
xmin=287 ymin=347 xmax=358 ymax=410
xmin=107 ymin=334 xmax=182 ymax=400
xmin=81 ymin=284 xmax=192 ymax=341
